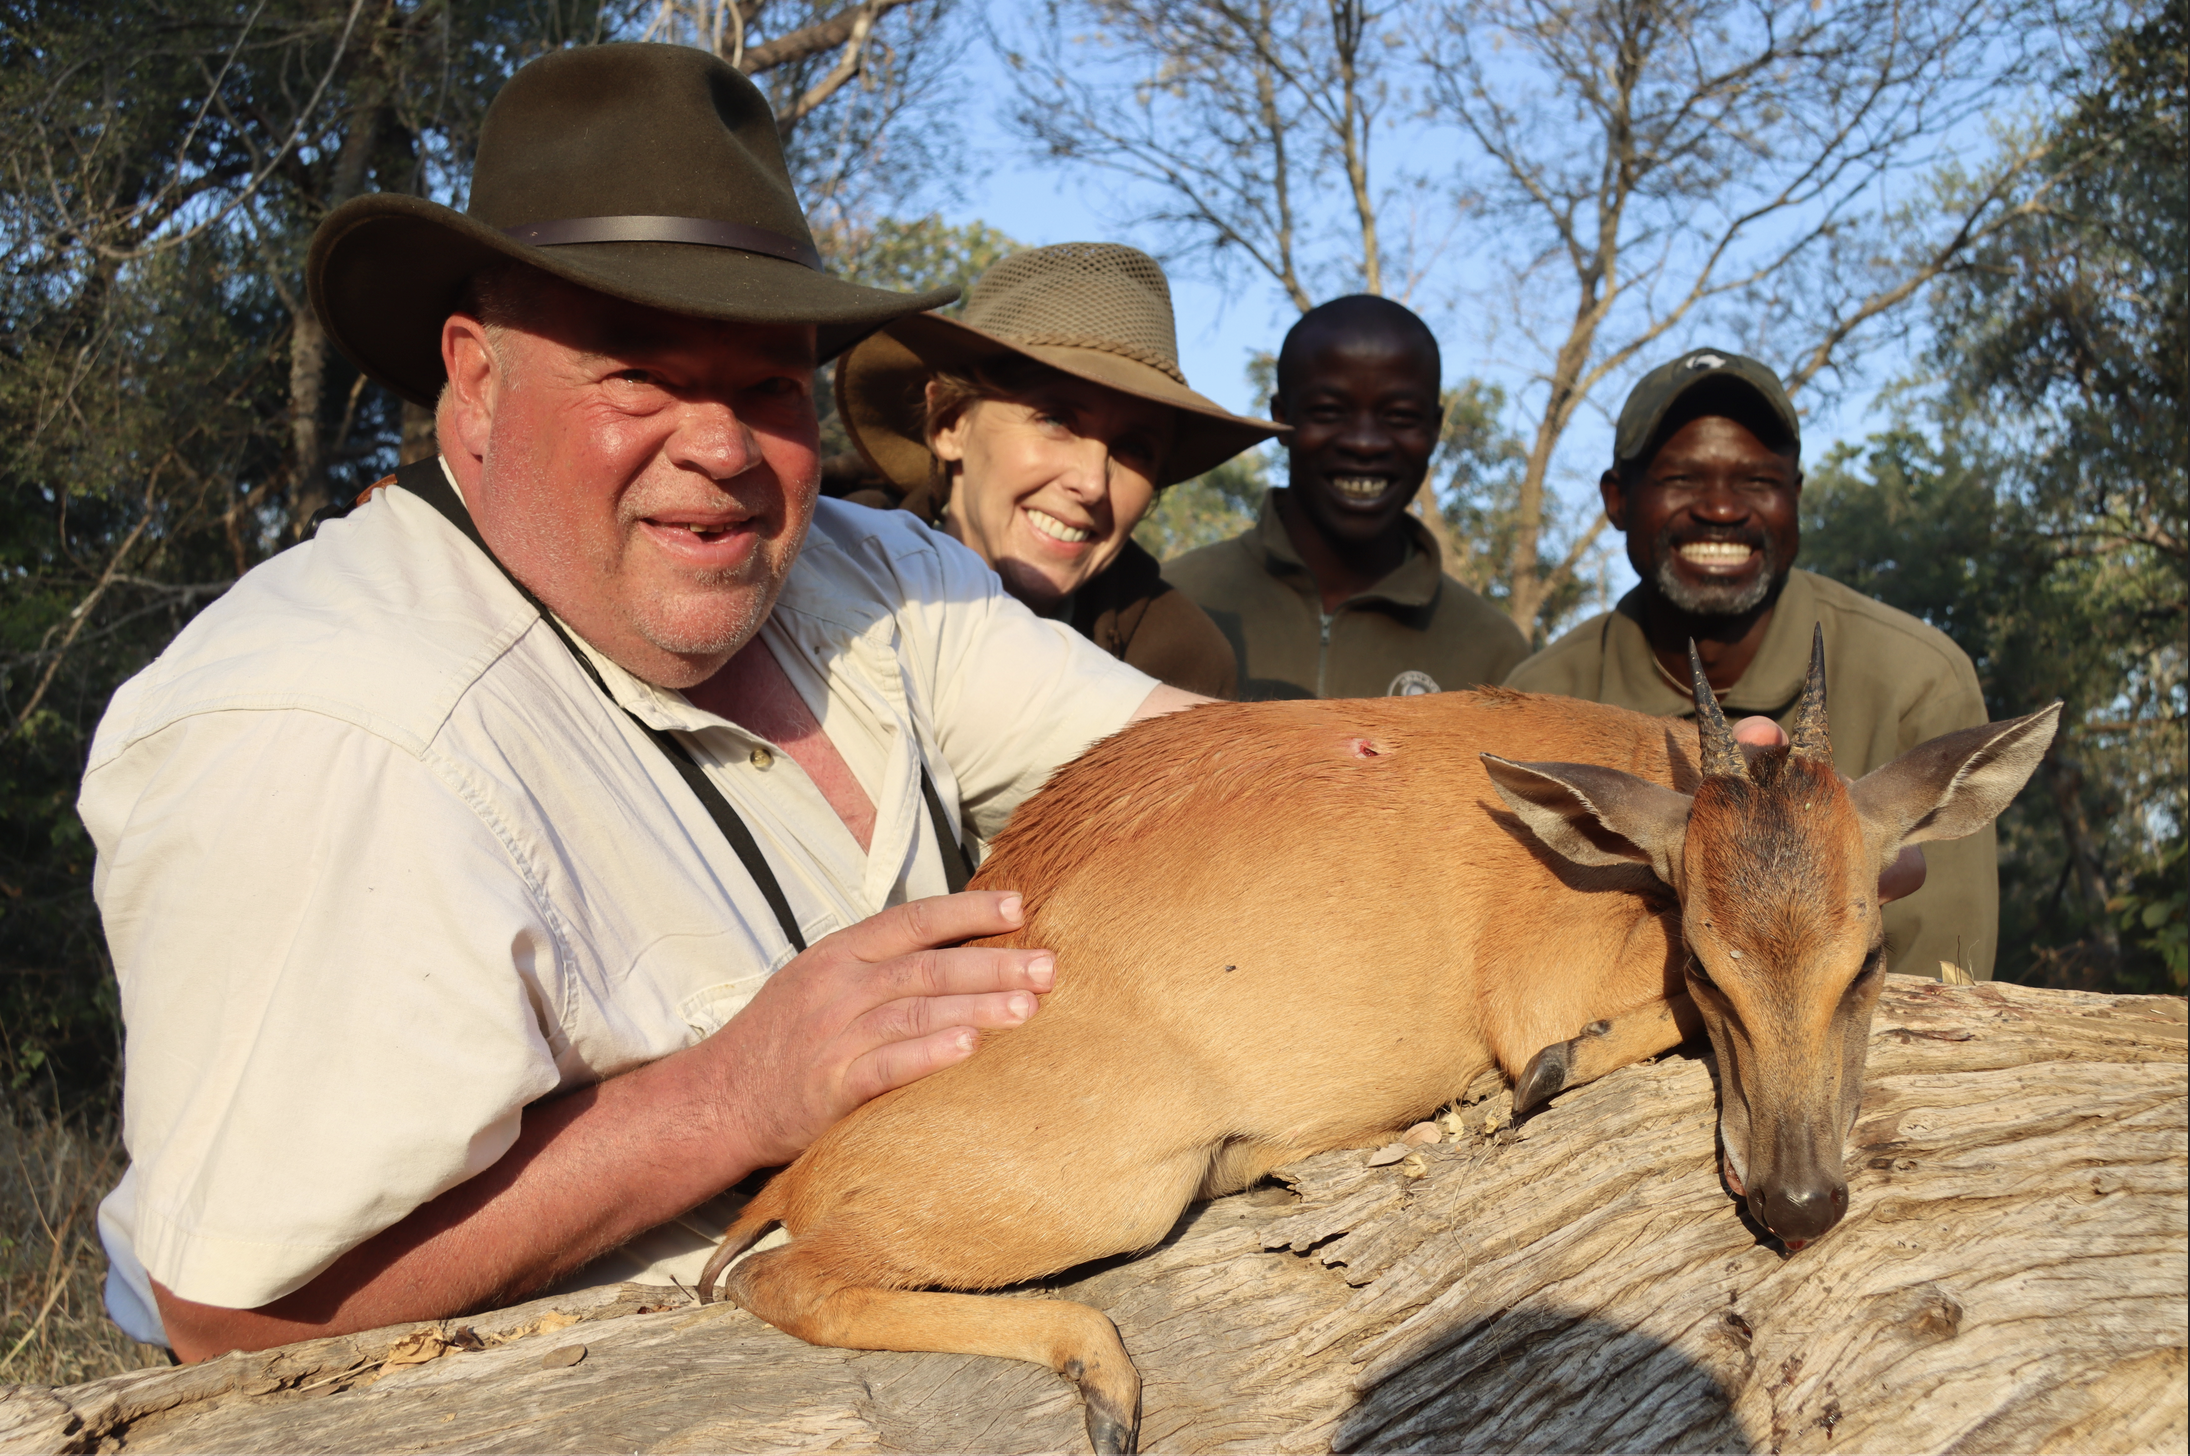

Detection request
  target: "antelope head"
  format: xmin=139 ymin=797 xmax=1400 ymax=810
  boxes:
xmin=1484 ymin=628 xmax=2059 ymax=1249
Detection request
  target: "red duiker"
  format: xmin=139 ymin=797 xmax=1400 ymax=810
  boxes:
xmin=699 ymin=626 xmax=2056 ymax=1454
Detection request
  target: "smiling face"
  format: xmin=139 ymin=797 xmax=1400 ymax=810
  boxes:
xmin=928 ymin=374 xmax=1173 ymax=609
xmin=1271 ymin=325 xmax=1440 ymax=549
xmin=1605 ymin=413 xmax=1801 ymax=617
xmin=437 ymin=274 xmax=820 ymax=690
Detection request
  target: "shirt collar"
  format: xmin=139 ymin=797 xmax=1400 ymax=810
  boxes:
xmin=1608 ymin=570 xmax=1819 ymax=717
xmin=1253 ymin=488 xmax=1444 ymax=610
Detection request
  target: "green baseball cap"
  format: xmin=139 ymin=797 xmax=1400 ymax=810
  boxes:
xmin=1612 ymin=348 xmax=1800 ymax=468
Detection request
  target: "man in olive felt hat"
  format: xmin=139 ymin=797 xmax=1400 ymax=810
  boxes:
xmin=80 ymin=43 xmax=1204 ymax=1361
xmin=1505 ymin=348 xmax=1996 ymax=981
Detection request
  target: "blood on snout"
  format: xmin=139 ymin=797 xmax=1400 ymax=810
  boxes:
xmin=1346 ymin=738 xmax=1381 ymax=759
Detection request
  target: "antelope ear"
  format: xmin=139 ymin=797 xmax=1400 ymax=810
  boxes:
xmin=1848 ymin=703 xmax=2062 ymax=860
xmin=1481 ymin=754 xmax=1693 ymax=885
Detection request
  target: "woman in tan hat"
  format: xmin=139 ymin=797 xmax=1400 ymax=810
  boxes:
xmin=835 ymin=243 xmax=1282 ymax=698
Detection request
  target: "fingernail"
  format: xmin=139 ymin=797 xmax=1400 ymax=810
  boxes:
xmin=954 ymin=1028 xmax=979 ymax=1054
xmin=1027 ymin=955 xmax=1055 ymax=991
xmin=1007 ymin=992 xmax=1035 ymax=1022
xmin=999 ymin=893 xmax=1024 ymax=924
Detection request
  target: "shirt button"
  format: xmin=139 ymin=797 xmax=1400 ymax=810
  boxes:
xmin=749 ymin=747 xmax=774 ymax=770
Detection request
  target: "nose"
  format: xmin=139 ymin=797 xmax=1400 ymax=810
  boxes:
xmin=1336 ymin=409 xmax=1389 ymax=459
xmin=1690 ymin=483 xmax=1753 ymax=524
xmin=1750 ymin=1176 xmax=1848 ymax=1249
xmin=1056 ymin=438 xmax=1114 ymax=505
xmin=668 ymin=399 xmax=762 ymax=482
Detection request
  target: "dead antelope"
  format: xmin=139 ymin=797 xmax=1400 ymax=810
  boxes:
xmin=699 ymin=633 xmax=2057 ymax=1454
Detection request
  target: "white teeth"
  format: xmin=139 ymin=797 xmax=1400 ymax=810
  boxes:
xmin=1678 ymin=541 xmax=1755 ymax=565
xmin=1026 ymin=508 xmax=1093 ymax=543
xmin=1331 ymin=475 xmax=1389 ymax=500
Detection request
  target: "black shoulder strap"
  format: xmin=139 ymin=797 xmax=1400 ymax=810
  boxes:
xmin=338 ymin=458 xmax=977 ymax=952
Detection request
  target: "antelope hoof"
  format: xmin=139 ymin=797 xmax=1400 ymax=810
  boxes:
xmin=1515 ymin=1042 xmax=1569 ymax=1115
xmin=1067 ymin=1355 xmax=1140 ymax=1455
xmin=1085 ymin=1401 xmax=1138 ymax=1456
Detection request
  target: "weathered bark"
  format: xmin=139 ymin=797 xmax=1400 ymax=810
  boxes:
xmin=4 ymin=978 xmax=2182 ymax=1455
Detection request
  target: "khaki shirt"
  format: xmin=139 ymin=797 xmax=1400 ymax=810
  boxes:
xmin=1162 ymin=490 xmax=1530 ymax=700
xmin=1504 ymin=569 xmax=1997 ymax=980
xmin=82 ymin=478 xmax=1153 ymax=1344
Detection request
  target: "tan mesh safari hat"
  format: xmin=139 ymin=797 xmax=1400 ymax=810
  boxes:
xmin=836 ymin=244 xmax=1283 ymax=507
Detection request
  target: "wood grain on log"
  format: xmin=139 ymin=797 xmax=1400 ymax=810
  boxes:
xmin=3 ymin=978 xmax=2182 ymax=1455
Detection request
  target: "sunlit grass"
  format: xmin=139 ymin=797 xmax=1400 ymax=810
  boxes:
xmin=1 ymin=1108 xmax=168 ymax=1388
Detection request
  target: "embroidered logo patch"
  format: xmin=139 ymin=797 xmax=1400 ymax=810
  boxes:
xmin=1388 ymin=670 xmax=1441 ymax=696
xmin=1686 ymin=351 xmax=1728 ymax=370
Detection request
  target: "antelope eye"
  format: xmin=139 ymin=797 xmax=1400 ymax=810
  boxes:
xmin=1686 ymin=956 xmax=1717 ymax=989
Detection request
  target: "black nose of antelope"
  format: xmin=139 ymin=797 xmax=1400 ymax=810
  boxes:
xmin=1751 ymin=1178 xmax=1848 ymax=1250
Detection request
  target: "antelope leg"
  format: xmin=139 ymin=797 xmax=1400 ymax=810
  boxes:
xmin=726 ymin=1240 xmax=1142 ymax=1456
xmin=1514 ymin=992 xmax=1702 ymax=1115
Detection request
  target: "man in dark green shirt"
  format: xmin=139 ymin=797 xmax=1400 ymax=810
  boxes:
xmin=1163 ymin=296 xmax=1528 ymax=699
xmin=1505 ymin=349 xmax=1997 ymax=980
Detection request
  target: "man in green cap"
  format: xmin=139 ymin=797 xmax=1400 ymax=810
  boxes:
xmin=1504 ymin=348 xmax=1996 ymax=980
xmin=1164 ymin=295 xmax=1528 ymax=698
xmin=79 ymin=44 xmax=1201 ymax=1361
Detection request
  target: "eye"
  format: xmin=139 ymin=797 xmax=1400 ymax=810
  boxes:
xmin=1686 ymin=955 xmax=1717 ymax=989
xmin=612 ymin=368 xmax=658 ymax=385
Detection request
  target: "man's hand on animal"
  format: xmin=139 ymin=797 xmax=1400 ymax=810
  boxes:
xmin=706 ymin=891 xmax=1053 ymax=1167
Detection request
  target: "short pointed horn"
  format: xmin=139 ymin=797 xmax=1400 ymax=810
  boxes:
xmin=1690 ymin=640 xmax=1748 ymax=780
xmin=1789 ymin=623 xmax=1830 ymax=761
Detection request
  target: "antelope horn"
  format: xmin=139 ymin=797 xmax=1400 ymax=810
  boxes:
xmin=1690 ymin=640 xmax=1748 ymax=780
xmin=1789 ymin=623 xmax=1830 ymax=761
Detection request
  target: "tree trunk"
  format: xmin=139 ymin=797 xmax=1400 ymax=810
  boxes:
xmin=398 ymin=400 xmax=437 ymax=467
xmin=4 ymin=978 xmax=2182 ymax=1455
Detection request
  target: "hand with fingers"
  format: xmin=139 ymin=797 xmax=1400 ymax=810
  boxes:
xmin=703 ymin=890 xmax=1053 ymax=1169
xmin=1731 ymin=716 xmax=1926 ymax=902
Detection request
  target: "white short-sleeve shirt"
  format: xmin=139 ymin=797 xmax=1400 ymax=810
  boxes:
xmin=82 ymin=475 xmax=1154 ymax=1345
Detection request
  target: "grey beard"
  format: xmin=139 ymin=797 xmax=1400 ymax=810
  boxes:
xmin=1648 ymin=527 xmax=1788 ymax=616
xmin=1653 ymin=558 xmax=1776 ymax=615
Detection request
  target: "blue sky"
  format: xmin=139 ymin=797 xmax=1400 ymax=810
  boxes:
xmin=887 ymin=2 xmax=2049 ymax=604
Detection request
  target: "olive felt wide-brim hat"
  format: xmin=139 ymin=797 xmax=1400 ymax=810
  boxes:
xmin=307 ymin=43 xmax=956 ymax=407
xmin=835 ymin=243 xmax=1284 ymax=501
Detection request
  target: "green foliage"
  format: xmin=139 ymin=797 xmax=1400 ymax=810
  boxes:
xmin=1803 ymin=0 xmax=2187 ymax=996
xmin=1133 ymin=450 xmax=1269 ymax=560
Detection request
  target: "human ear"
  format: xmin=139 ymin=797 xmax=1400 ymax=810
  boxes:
xmin=1268 ymin=392 xmax=1289 ymax=425
xmin=925 ymin=382 xmax=974 ymax=463
xmin=438 ymin=314 xmax=500 ymax=463
xmin=1599 ymin=469 xmax=1628 ymax=529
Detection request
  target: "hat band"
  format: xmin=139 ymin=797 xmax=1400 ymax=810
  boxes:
xmin=501 ymin=215 xmax=821 ymax=270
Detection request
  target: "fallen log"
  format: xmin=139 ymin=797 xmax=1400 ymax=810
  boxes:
xmin=4 ymin=977 xmax=2183 ymax=1455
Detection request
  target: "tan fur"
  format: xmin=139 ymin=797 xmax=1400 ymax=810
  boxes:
xmin=699 ymin=692 xmax=1699 ymax=1445
xmin=697 ymin=687 xmax=2054 ymax=1455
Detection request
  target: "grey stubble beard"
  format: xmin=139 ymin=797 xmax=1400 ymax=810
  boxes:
xmin=1649 ymin=525 xmax=1787 ymax=617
